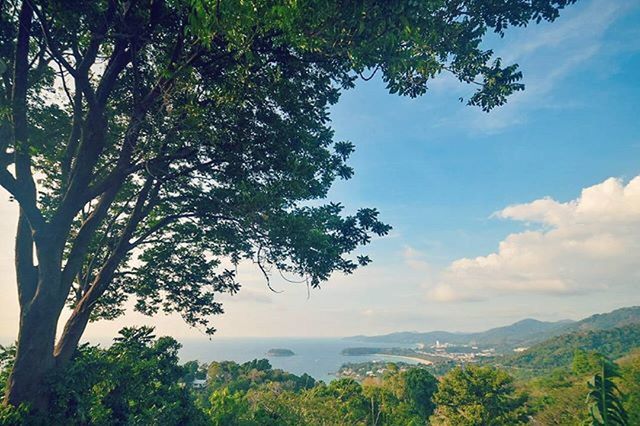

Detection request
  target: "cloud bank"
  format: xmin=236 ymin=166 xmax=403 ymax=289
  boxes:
xmin=429 ymin=175 xmax=640 ymax=302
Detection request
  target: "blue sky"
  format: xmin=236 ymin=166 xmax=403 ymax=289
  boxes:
xmin=329 ymin=0 xmax=640 ymax=266
xmin=1 ymin=0 xmax=639 ymax=341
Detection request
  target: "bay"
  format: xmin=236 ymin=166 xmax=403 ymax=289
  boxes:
xmin=178 ymin=337 xmax=417 ymax=382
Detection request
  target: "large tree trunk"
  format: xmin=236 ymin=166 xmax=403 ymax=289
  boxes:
xmin=4 ymin=296 xmax=60 ymax=411
xmin=4 ymin=233 xmax=68 ymax=411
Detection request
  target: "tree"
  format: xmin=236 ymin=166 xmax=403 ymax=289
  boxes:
xmin=207 ymin=388 xmax=249 ymax=426
xmin=0 ymin=0 xmax=575 ymax=411
xmin=323 ymin=378 xmax=370 ymax=424
xmin=574 ymin=350 xmax=607 ymax=376
xmin=431 ymin=365 xmax=529 ymax=426
xmin=586 ymin=359 xmax=628 ymax=426
xmin=402 ymin=368 xmax=438 ymax=419
xmin=360 ymin=366 xmax=438 ymax=425
xmin=182 ymin=360 xmax=207 ymax=385
xmin=525 ymin=368 xmax=590 ymax=425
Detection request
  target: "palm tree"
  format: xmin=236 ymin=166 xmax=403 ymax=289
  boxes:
xmin=586 ymin=359 xmax=628 ymax=425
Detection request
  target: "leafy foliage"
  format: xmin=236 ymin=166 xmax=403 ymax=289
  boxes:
xmin=574 ymin=349 xmax=608 ymax=376
xmin=520 ymin=351 xmax=636 ymax=425
xmin=431 ymin=365 xmax=529 ymax=426
xmin=1 ymin=328 xmax=207 ymax=425
xmin=586 ymin=359 xmax=628 ymax=426
xmin=524 ymin=367 xmax=591 ymax=425
xmin=618 ymin=350 xmax=640 ymax=426
xmin=205 ymin=359 xmax=316 ymax=394
xmin=196 ymin=360 xmax=438 ymax=425
xmin=182 ymin=360 xmax=208 ymax=384
xmin=6 ymin=331 xmax=640 ymax=425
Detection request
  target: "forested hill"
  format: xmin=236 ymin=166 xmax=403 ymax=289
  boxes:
xmin=347 ymin=306 xmax=640 ymax=350
xmin=500 ymin=323 xmax=640 ymax=372
xmin=562 ymin=306 xmax=640 ymax=332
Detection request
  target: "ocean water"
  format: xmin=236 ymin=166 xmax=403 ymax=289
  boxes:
xmin=178 ymin=338 xmax=417 ymax=382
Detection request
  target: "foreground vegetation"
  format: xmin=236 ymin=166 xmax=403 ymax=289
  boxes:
xmin=1 ymin=327 xmax=638 ymax=425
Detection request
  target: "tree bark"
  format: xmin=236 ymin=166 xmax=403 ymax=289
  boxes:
xmin=4 ymin=228 xmax=67 ymax=411
xmin=4 ymin=294 xmax=61 ymax=410
xmin=53 ymin=302 xmax=91 ymax=367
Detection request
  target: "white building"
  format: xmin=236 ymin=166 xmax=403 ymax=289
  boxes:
xmin=191 ymin=378 xmax=207 ymax=389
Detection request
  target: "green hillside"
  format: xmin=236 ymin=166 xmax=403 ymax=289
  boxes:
xmin=562 ymin=306 xmax=640 ymax=332
xmin=501 ymin=324 xmax=640 ymax=372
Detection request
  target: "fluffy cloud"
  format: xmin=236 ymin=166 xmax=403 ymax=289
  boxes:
xmin=428 ymin=176 xmax=640 ymax=302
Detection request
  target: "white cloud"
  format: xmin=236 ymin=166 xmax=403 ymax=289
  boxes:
xmin=427 ymin=284 xmax=480 ymax=303
xmin=429 ymin=175 xmax=640 ymax=302
xmin=403 ymin=245 xmax=431 ymax=271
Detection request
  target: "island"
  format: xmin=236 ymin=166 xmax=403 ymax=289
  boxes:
xmin=341 ymin=347 xmax=385 ymax=356
xmin=266 ymin=348 xmax=295 ymax=357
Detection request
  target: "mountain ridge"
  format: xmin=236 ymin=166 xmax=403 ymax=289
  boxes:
xmin=346 ymin=306 xmax=640 ymax=351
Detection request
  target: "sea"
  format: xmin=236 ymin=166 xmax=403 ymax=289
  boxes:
xmin=178 ymin=338 xmax=417 ymax=382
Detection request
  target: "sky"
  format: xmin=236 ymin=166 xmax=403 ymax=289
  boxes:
xmin=1 ymin=0 xmax=640 ymax=342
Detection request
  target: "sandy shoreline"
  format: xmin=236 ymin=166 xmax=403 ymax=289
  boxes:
xmin=374 ymin=354 xmax=433 ymax=365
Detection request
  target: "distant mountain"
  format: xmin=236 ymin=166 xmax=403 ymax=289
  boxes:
xmin=501 ymin=323 xmax=640 ymax=371
xmin=347 ymin=306 xmax=640 ymax=351
xmin=470 ymin=318 xmax=573 ymax=349
xmin=347 ymin=330 xmax=470 ymax=345
xmin=346 ymin=319 xmax=570 ymax=350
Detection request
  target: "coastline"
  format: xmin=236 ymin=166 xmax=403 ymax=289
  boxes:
xmin=374 ymin=354 xmax=433 ymax=365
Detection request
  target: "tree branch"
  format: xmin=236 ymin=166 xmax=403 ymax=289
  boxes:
xmin=54 ymin=173 xmax=158 ymax=365
xmin=27 ymin=0 xmax=97 ymax=103
xmin=4 ymin=1 xmax=46 ymax=231
xmin=0 ymin=169 xmax=45 ymax=229
xmin=15 ymin=210 xmax=38 ymax=307
xmin=60 ymin=88 xmax=83 ymax=189
xmin=59 ymin=183 xmax=123 ymax=293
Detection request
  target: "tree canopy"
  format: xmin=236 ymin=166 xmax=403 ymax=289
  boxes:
xmin=0 ymin=0 xmax=576 ymax=410
xmin=431 ymin=365 xmax=529 ymax=425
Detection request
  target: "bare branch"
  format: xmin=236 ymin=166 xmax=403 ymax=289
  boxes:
xmin=256 ymin=246 xmax=283 ymax=294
